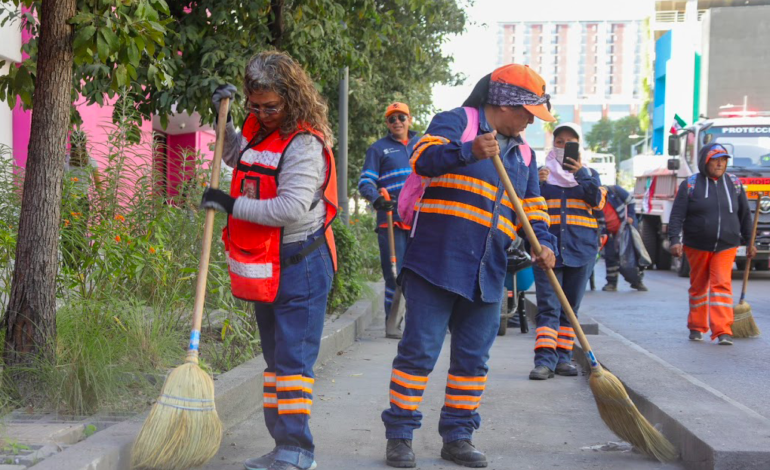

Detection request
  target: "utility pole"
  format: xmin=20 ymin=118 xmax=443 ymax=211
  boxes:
xmin=337 ymin=67 xmax=349 ymax=225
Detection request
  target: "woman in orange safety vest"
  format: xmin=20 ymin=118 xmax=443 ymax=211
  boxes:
xmin=201 ymin=51 xmax=337 ymax=470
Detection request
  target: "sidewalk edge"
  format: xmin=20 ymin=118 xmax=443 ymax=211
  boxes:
xmin=32 ymin=282 xmax=385 ymax=470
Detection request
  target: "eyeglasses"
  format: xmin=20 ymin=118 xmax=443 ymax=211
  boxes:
xmin=388 ymin=114 xmax=408 ymax=124
xmin=244 ymin=103 xmax=283 ymax=117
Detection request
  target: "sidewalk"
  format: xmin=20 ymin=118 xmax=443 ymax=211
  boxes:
xmin=203 ymin=320 xmax=681 ymax=470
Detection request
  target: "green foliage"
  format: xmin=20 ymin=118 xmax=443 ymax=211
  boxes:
xmin=585 ymin=115 xmax=642 ymax=164
xmin=327 ymin=218 xmax=365 ymax=312
xmin=0 ymin=0 xmax=174 ymax=124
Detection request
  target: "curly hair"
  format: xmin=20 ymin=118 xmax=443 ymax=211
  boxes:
xmin=243 ymin=51 xmax=334 ymax=146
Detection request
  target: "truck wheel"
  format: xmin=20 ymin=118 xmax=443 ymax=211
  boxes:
xmin=498 ymin=289 xmax=508 ymax=336
xmin=640 ymin=218 xmax=659 ymax=267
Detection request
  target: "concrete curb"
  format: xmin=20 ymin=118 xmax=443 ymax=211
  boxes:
xmin=33 ymin=282 xmax=385 ymax=470
xmin=573 ymin=320 xmax=770 ymax=470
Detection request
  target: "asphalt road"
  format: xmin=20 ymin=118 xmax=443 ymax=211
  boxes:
xmin=584 ymin=261 xmax=770 ymax=420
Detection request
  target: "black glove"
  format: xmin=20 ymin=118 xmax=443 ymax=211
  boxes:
xmin=212 ymin=84 xmax=237 ymax=123
xmin=200 ymin=188 xmax=235 ymax=214
xmin=373 ymin=196 xmax=395 ymax=212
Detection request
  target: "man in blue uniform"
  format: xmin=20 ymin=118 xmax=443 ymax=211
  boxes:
xmin=358 ymin=103 xmax=418 ymax=333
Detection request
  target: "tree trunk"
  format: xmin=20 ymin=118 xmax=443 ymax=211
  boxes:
xmin=3 ymin=0 xmax=76 ymax=397
xmin=269 ymin=0 xmax=284 ymax=48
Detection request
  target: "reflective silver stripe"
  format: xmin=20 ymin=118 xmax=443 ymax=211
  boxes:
xmin=417 ymin=201 xmax=493 ymax=224
xmin=390 ymin=391 xmax=422 ymax=407
xmin=391 ymin=372 xmax=428 ymax=389
xmin=431 ymin=176 xmax=495 ymax=198
xmin=240 ymin=135 xmax=250 ymax=151
xmin=227 ymin=253 xmax=273 ymax=279
xmin=709 ymin=292 xmax=732 ymax=300
xmin=241 ymin=148 xmax=282 ymax=168
xmin=276 ymin=379 xmax=313 ymax=391
xmin=689 ymin=294 xmax=708 ymax=301
xmin=709 ymin=302 xmax=733 ymax=308
xmin=690 ymin=301 xmax=708 ymax=308
xmin=264 ymin=375 xmax=276 ymax=384
xmin=446 ymin=379 xmax=486 ymax=390
xmin=263 ymin=396 xmax=277 ymax=405
xmin=445 ymin=396 xmax=481 ymax=408
xmin=278 ymin=400 xmax=312 ymax=412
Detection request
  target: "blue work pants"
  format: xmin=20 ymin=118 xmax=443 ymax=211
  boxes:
xmin=377 ymin=227 xmax=408 ymax=319
xmin=532 ymin=264 xmax=591 ymax=370
xmin=381 ymin=270 xmax=500 ymax=443
xmin=254 ymin=230 xmax=334 ymax=469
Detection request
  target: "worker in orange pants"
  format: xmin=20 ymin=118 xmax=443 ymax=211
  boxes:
xmin=668 ymin=143 xmax=754 ymax=345
xmin=683 ymin=247 xmax=738 ymax=341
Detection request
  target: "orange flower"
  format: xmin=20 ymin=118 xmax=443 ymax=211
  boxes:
xmin=64 ymin=220 xmax=71 ymax=227
xmin=149 ymin=247 xmax=156 ymax=254
xmin=71 ymin=177 xmax=79 ymax=183
xmin=114 ymin=235 xmax=121 ymax=242
xmin=114 ymin=215 xmax=125 ymax=222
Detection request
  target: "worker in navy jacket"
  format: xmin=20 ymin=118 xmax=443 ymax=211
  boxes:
xmin=530 ymin=123 xmax=606 ymax=381
xmin=358 ymin=102 xmax=419 ymax=332
xmin=600 ymin=185 xmax=647 ymax=291
xmin=381 ymin=64 xmax=557 ymax=469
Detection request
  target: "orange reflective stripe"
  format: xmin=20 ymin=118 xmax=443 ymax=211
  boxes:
xmin=535 ymin=339 xmax=557 ymax=349
xmin=391 ymin=369 xmax=429 ymax=390
xmin=497 ymin=216 xmax=518 ymax=240
xmin=536 ymin=327 xmax=558 ymax=339
xmin=446 ymin=374 xmax=487 ymax=391
xmin=445 ymin=394 xmax=482 ymax=410
xmin=522 ymin=197 xmax=548 ymax=211
xmin=564 ymin=214 xmax=598 ymax=228
xmin=595 ymin=187 xmax=608 ymax=210
xmin=566 ymin=199 xmax=592 ymax=210
xmin=277 ymin=397 xmax=312 ymax=415
xmin=264 ymin=372 xmax=276 ymax=388
xmin=263 ymin=392 xmax=278 ymax=408
xmin=527 ymin=210 xmax=551 ymax=224
xmin=276 ymin=375 xmax=314 ymax=393
xmin=410 ymin=135 xmax=450 ymax=171
xmin=418 ymin=199 xmax=493 ymax=228
xmin=390 ymin=390 xmax=423 ymax=410
xmin=429 ymin=174 xmax=498 ymax=199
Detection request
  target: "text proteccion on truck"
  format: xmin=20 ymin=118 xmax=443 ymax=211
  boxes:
xmin=633 ymin=116 xmax=770 ymax=277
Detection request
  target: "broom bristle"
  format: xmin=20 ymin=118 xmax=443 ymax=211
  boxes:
xmin=589 ymin=368 xmax=678 ymax=462
xmin=132 ymin=362 xmax=223 ymax=470
xmin=733 ymin=302 xmax=761 ymax=338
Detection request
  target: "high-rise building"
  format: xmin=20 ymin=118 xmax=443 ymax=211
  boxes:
xmin=497 ymin=5 xmax=651 ymax=151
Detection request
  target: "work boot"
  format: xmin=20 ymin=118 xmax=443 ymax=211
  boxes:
xmin=688 ymin=330 xmax=703 ymax=341
xmin=528 ymin=365 xmax=554 ymax=380
xmin=554 ymin=362 xmax=578 ymax=376
xmin=602 ymin=283 xmax=617 ymax=292
xmin=386 ymin=439 xmax=416 ymax=468
xmin=718 ymin=334 xmax=733 ymax=345
xmin=441 ymin=439 xmax=487 ymax=468
xmin=266 ymin=461 xmax=315 ymax=470
xmin=246 ymin=452 xmax=316 ymax=470
xmin=630 ymin=282 xmax=648 ymax=291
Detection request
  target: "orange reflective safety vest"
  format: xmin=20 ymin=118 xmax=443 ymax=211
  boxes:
xmin=223 ymin=114 xmax=338 ymax=303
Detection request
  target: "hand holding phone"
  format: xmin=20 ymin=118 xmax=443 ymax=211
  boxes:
xmin=562 ymin=141 xmax=581 ymax=173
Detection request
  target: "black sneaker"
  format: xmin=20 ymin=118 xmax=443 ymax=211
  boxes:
xmin=718 ymin=334 xmax=733 ymax=345
xmin=528 ymin=365 xmax=554 ymax=380
xmin=386 ymin=439 xmax=416 ymax=468
xmin=265 ymin=461 xmax=302 ymax=470
xmin=630 ymin=282 xmax=648 ymax=292
xmin=554 ymin=362 xmax=578 ymax=376
xmin=688 ymin=330 xmax=703 ymax=341
xmin=440 ymin=439 xmax=487 ymax=468
xmin=602 ymin=284 xmax=617 ymax=292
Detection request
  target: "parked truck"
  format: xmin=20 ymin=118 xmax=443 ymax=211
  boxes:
xmin=633 ymin=117 xmax=770 ymax=277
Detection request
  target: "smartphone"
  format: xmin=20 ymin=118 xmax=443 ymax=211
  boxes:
xmin=563 ymin=141 xmax=580 ymax=171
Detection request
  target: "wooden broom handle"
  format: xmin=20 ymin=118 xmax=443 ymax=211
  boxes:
xmin=740 ymin=193 xmax=763 ymax=301
xmin=187 ymin=97 xmax=230 ymax=362
xmin=491 ymin=154 xmax=601 ymax=369
xmin=380 ymin=188 xmax=398 ymax=278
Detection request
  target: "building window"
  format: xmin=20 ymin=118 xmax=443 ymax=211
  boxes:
xmin=591 ymin=86 xmax=597 ymax=94
xmin=552 ymin=85 xmax=559 ymax=95
xmin=538 ymin=55 xmax=543 ymax=64
xmin=552 ymin=45 xmax=559 ymax=54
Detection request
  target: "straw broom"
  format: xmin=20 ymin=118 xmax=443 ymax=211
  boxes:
xmin=733 ymin=194 xmax=762 ymax=338
xmin=131 ymin=98 xmax=230 ymax=469
xmin=491 ymin=154 xmax=678 ymax=462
